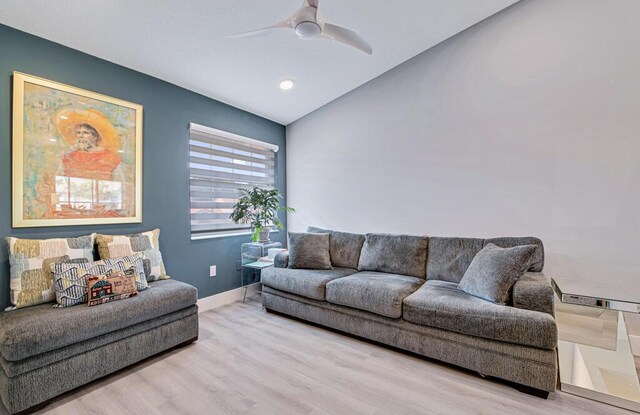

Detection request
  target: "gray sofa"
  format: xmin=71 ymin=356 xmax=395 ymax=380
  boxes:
xmin=261 ymin=227 xmax=557 ymax=397
xmin=0 ymin=279 xmax=199 ymax=414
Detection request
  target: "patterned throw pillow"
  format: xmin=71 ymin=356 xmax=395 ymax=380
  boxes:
xmin=87 ymin=271 xmax=138 ymax=307
xmin=5 ymin=234 xmax=95 ymax=310
xmin=96 ymin=229 xmax=169 ymax=281
xmin=52 ymin=254 xmax=147 ymax=308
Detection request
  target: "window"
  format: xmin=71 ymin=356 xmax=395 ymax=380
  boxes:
xmin=188 ymin=123 xmax=279 ymax=238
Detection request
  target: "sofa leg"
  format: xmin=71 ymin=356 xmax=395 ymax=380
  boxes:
xmin=515 ymin=384 xmax=550 ymax=399
xmin=175 ymin=337 xmax=198 ymax=349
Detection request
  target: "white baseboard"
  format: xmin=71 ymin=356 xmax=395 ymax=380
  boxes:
xmin=197 ymin=283 xmax=260 ymax=313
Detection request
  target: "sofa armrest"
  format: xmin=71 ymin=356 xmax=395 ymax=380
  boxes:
xmin=512 ymin=272 xmax=555 ymax=317
xmin=274 ymin=252 xmax=289 ymax=268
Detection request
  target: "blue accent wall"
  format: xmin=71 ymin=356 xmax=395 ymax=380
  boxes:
xmin=0 ymin=24 xmax=286 ymax=309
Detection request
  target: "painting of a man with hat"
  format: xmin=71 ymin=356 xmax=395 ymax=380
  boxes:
xmin=56 ymin=109 xmax=122 ymax=181
xmin=12 ymin=72 xmax=143 ymax=227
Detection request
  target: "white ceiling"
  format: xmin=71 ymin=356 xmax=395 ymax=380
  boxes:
xmin=0 ymin=0 xmax=518 ymax=125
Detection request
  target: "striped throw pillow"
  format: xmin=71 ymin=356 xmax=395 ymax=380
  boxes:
xmin=52 ymin=254 xmax=147 ymax=308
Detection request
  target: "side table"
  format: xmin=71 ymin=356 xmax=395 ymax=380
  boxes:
xmin=241 ymin=261 xmax=273 ymax=302
xmin=241 ymin=241 xmax=282 ymax=302
xmin=552 ymin=276 xmax=640 ymax=412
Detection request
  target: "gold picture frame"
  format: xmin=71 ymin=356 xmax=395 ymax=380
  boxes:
xmin=12 ymin=72 xmax=143 ymax=227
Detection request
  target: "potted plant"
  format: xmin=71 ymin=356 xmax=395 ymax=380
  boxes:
xmin=229 ymin=187 xmax=294 ymax=243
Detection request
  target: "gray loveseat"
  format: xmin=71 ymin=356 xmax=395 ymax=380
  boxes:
xmin=261 ymin=227 xmax=557 ymax=397
xmin=0 ymin=279 xmax=199 ymax=414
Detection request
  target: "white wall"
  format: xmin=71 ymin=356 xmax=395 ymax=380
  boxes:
xmin=286 ymin=0 xmax=640 ymax=295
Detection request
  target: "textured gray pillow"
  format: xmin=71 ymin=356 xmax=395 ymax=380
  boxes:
xmin=288 ymin=232 xmax=332 ymax=270
xmin=458 ymin=243 xmax=536 ymax=304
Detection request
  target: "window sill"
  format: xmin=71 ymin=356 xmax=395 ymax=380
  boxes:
xmin=191 ymin=229 xmax=280 ymax=241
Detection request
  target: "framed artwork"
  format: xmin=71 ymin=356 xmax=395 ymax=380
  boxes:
xmin=12 ymin=72 xmax=143 ymax=227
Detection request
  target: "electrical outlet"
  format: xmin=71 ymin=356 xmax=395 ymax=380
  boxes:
xmin=209 ymin=265 xmax=216 ymax=277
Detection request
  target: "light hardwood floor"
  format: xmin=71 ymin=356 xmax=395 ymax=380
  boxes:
xmin=18 ymin=296 xmax=633 ymax=415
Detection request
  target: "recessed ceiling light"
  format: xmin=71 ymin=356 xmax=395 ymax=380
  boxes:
xmin=279 ymin=79 xmax=295 ymax=91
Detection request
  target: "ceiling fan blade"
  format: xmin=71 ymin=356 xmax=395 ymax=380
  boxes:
xmin=226 ymin=20 xmax=292 ymax=39
xmin=304 ymin=0 xmax=319 ymax=8
xmin=321 ymin=23 xmax=372 ymax=55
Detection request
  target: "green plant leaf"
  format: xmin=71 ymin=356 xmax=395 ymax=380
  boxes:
xmin=229 ymin=187 xmax=295 ymax=234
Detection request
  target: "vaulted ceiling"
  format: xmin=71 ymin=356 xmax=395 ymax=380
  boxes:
xmin=0 ymin=0 xmax=518 ymax=124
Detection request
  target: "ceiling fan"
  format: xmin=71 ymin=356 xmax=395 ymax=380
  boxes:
xmin=227 ymin=0 xmax=373 ymax=55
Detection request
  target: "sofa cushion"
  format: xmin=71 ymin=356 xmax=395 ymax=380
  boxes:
xmin=458 ymin=243 xmax=537 ymax=304
xmin=358 ymin=234 xmax=428 ymax=278
xmin=326 ymin=272 xmax=424 ymax=318
xmin=307 ymin=226 xmax=366 ymax=269
xmin=426 ymin=236 xmax=545 ymax=283
xmin=403 ymin=280 xmax=557 ymax=349
xmin=426 ymin=237 xmax=485 ymax=283
xmin=0 ymin=306 xmax=197 ymax=378
xmin=484 ymin=237 xmax=544 ymax=272
xmin=288 ymin=232 xmax=332 ymax=270
xmin=0 ymin=279 xmax=197 ymax=362
xmin=261 ymin=267 xmax=356 ymax=300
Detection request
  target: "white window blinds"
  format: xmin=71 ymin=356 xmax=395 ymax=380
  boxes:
xmin=188 ymin=123 xmax=279 ymax=237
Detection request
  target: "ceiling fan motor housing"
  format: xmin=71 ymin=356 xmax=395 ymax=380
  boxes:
xmin=295 ymin=21 xmax=322 ymax=39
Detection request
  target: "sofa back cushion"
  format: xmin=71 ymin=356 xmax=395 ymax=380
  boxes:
xmin=426 ymin=237 xmax=485 ymax=283
xmin=426 ymin=236 xmax=545 ymax=283
xmin=307 ymin=226 xmax=365 ymax=269
xmin=357 ymin=234 xmax=428 ymax=278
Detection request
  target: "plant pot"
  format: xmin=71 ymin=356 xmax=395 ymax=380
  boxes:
xmin=258 ymin=229 xmax=270 ymax=243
